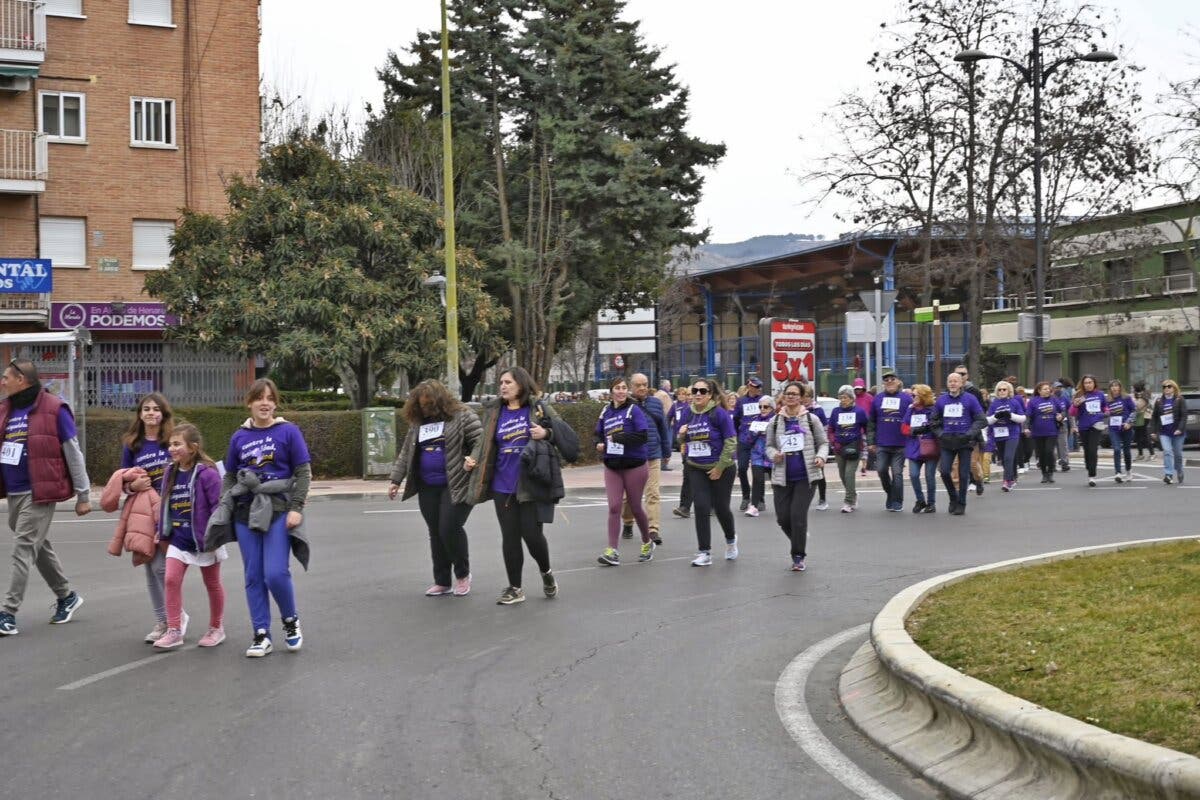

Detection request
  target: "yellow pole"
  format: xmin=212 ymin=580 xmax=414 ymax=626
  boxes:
xmin=440 ymin=0 xmax=461 ymax=397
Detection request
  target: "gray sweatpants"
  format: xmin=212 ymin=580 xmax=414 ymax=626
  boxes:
xmin=145 ymin=549 xmax=167 ymax=623
xmin=5 ymin=493 xmax=71 ymax=614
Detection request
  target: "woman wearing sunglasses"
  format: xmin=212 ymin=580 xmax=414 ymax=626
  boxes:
xmin=745 ymin=396 xmax=777 ymax=517
xmin=987 ymin=381 xmax=1027 ymax=492
xmin=676 ymin=379 xmax=737 ymax=566
xmin=1153 ymin=380 xmax=1188 ymax=484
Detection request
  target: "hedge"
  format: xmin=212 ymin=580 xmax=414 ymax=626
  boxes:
xmin=83 ymin=400 xmax=608 ymax=480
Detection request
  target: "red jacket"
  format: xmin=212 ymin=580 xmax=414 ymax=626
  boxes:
xmin=0 ymin=390 xmax=74 ymax=504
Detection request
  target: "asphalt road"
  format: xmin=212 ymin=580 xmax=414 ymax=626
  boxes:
xmin=1 ymin=458 xmax=1195 ymax=800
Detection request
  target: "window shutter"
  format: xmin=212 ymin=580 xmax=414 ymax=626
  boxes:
xmin=39 ymin=217 xmax=86 ymax=267
xmin=129 ymin=0 xmax=171 ymax=25
xmin=133 ymin=220 xmax=175 ymax=269
xmin=45 ymin=0 xmax=83 ymax=15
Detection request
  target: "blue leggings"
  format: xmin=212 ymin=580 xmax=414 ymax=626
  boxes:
xmin=236 ymin=514 xmax=297 ymax=633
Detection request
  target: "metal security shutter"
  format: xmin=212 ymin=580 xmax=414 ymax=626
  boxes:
xmin=1072 ymin=350 xmax=1113 ymax=383
xmin=39 ymin=217 xmax=86 ymax=267
xmin=44 ymin=0 xmax=83 ymax=15
xmin=132 ymin=220 xmax=174 ymax=269
xmin=129 ymin=0 xmax=171 ymax=25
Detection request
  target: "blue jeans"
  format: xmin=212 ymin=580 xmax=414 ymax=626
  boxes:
xmin=1160 ymin=434 xmax=1185 ymax=480
xmin=939 ymin=447 xmax=972 ymax=505
xmin=876 ymin=447 xmax=906 ymax=507
xmin=1110 ymin=426 xmax=1133 ymax=474
xmin=995 ymin=435 xmax=1018 ymax=482
xmin=908 ymin=458 xmax=936 ymax=506
xmin=236 ymin=514 xmax=297 ymax=634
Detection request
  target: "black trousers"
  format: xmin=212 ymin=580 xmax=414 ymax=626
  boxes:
xmin=773 ymin=480 xmax=815 ymax=558
xmin=493 ymin=493 xmax=551 ymax=589
xmin=688 ymin=464 xmax=736 ymax=552
xmin=750 ymin=465 xmax=768 ymax=508
xmin=1081 ymin=428 xmax=1102 ymax=477
xmin=939 ymin=446 xmax=973 ymax=505
xmin=417 ymin=483 xmax=473 ymax=586
xmin=736 ymin=442 xmax=753 ymax=500
xmin=1034 ymin=436 xmax=1057 ymax=474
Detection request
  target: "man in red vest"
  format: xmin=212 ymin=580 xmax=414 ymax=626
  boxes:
xmin=0 ymin=358 xmax=91 ymax=636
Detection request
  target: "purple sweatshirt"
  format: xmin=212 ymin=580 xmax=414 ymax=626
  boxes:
xmin=158 ymin=462 xmax=221 ymax=552
xmin=830 ymin=404 xmax=869 ymax=446
xmin=869 ymin=390 xmax=912 ymax=448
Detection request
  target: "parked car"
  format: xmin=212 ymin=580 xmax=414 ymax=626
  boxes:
xmin=815 ymin=396 xmax=839 ymax=419
xmin=1184 ymin=391 xmax=1200 ymax=446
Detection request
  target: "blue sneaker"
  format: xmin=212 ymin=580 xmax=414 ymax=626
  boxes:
xmin=282 ymin=616 xmax=302 ymax=652
xmin=0 ymin=611 xmax=17 ymax=636
xmin=50 ymin=591 xmax=83 ymax=624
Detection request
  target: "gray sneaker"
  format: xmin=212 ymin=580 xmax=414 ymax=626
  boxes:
xmin=144 ymin=621 xmax=169 ymax=643
xmin=0 ymin=611 xmax=17 ymax=636
xmin=541 ymin=571 xmax=558 ymax=598
xmin=498 ymin=586 xmax=526 ymax=605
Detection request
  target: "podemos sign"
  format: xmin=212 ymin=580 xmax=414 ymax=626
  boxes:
xmin=758 ymin=318 xmax=817 ymax=395
xmin=51 ymin=302 xmax=178 ymax=331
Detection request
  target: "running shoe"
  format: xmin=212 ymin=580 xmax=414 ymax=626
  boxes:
xmin=725 ymin=539 xmax=739 ymax=561
xmin=791 ymin=556 xmax=806 ymax=572
xmin=638 ymin=541 xmax=655 ymax=562
xmin=0 ymin=612 xmax=16 ymax=636
xmin=598 ymin=547 xmax=620 ymax=566
xmin=541 ymin=571 xmax=558 ymax=598
xmin=425 ymin=584 xmax=453 ymax=596
xmin=691 ymin=551 xmax=712 ymax=567
xmin=282 ymin=616 xmax=302 ymax=652
xmin=245 ymin=629 xmax=272 ymax=658
xmin=739 ymin=498 xmax=750 ymax=511
xmin=497 ymin=586 xmax=526 ymax=605
xmin=453 ymin=574 xmax=472 ymax=597
xmin=50 ymin=591 xmax=83 ymax=624
xmin=145 ymin=621 xmax=168 ymax=643
xmin=672 ymin=507 xmax=691 ymax=518
xmin=745 ymin=504 xmax=760 ymax=517
xmin=152 ymin=628 xmax=184 ymax=650
xmin=198 ymin=627 xmax=226 ymax=647
xmin=621 ymin=524 xmax=633 ymax=539
xmin=816 ymin=501 xmax=829 ymax=511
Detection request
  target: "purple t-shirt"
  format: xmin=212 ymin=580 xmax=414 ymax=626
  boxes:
xmin=1 ymin=405 xmax=77 ymax=495
xmin=987 ymin=397 xmax=1026 ymax=443
xmin=1159 ymin=397 xmax=1180 ymax=435
xmin=1028 ymin=397 xmax=1061 ymax=438
xmin=417 ymin=419 xmax=448 ymax=487
xmin=167 ymin=468 xmax=197 ymax=552
xmin=933 ymin=391 xmax=985 ymax=436
xmin=830 ymin=405 xmax=869 ymax=445
xmin=1074 ymin=391 xmax=1108 ymax=431
xmin=871 ymin=390 xmax=912 ymax=448
xmin=224 ymin=421 xmax=311 ymax=483
xmin=121 ymin=440 xmax=171 ymax=487
xmin=1107 ymin=395 xmax=1135 ymax=429
xmin=781 ymin=415 xmax=810 ymax=483
xmin=683 ymin=405 xmax=736 ymax=467
xmin=492 ymin=406 xmax=531 ymax=495
xmin=597 ymin=401 xmax=649 ymax=463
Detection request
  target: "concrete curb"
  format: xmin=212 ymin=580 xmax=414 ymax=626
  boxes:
xmin=839 ymin=536 xmax=1200 ymax=800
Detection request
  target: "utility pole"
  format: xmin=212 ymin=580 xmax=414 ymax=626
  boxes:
xmin=440 ymin=0 xmax=461 ymax=398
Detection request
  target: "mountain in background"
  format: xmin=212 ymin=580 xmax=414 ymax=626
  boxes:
xmin=671 ymin=233 xmax=827 ymax=275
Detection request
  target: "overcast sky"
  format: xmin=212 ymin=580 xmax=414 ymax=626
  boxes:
xmin=261 ymin=1 xmax=1197 ymax=243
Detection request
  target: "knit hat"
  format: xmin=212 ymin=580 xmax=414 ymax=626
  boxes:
xmin=837 ymin=384 xmax=855 ymax=397
xmin=853 ymin=378 xmax=866 ymax=388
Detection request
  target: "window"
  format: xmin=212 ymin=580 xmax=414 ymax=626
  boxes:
xmin=1104 ymin=258 xmax=1132 ymax=299
xmin=1163 ymin=248 xmax=1196 ymax=293
xmin=1183 ymin=346 xmax=1200 ymax=388
xmin=133 ymin=220 xmax=175 ymax=270
xmin=130 ymin=97 xmax=175 ymax=147
xmin=129 ymin=0 xmax=171 ymax=26
xmin=39 ymin=92 xmax=86 ymax=142
xmin=45 ymin=0 xmax=83 ymax=15
xmin=39 ymin=217 xmax=87 ymax=269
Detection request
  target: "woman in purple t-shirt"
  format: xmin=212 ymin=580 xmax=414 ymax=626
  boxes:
xmin=118 ymin=392 xmax=176 ymax=643
xmin=1070 ymin=375 xmax=1108 ymax=487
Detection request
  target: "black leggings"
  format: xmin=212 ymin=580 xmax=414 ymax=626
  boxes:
xmin=773 ymin=480 xmax=815 ymax=558
xmin=1081 ymin=427 xmax=1102 ymax=477
xmin=493 ymin=493 xmax=551 ymax=589
xmin=417 ymin=483 xmax=472 ymax=586
xmin=687 ymin=464 xmax=736 ymax=551
xmin=1034 ymin=436 xmax=1057 ymax=474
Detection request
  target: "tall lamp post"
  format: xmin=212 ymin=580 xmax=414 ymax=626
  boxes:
xmin=439 ymin=0 xmax=462 ymax=398
xmin=954 ymin=30 xmax=1115 ymax=383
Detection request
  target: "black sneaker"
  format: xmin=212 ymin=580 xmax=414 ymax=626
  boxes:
xmin=651 ymin=533 xmax=663 ymax=547
xmin=0 ymin=611 xmax=16 ymax=636
xmin=497 ymin=586 xmax=526 ymax=605
xmin=922 ymin=504 xmax=936 ymax=513
xmin=621 ymin=524 xmax=633 ymax=539
xmin=282 ymin=616 xmax=302 ymax=652
xmin=672 ymin=507 xmax=690 ymax=518
xmin=975 ymin=481 xmax=984 ymax=496
xmin=948 ymin=500 xmax=959 ymax=515
xmin=541 ymin=571 xmax=558 ymax=598
xmin=912 ymin=500 xmax=927 ymax=513
xmin=739 ymin=498 xmax=750 ymax=511
xmin=950 ymin=504 xmax=965 ymax=516
xmin=50 ymin=591 xmax=83 ymax=624
xmin=245 ymin=629 xmax=272 ymax=658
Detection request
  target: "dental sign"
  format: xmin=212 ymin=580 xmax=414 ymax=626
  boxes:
xmin=759 ymin=318 xmax=817 ymax=395
xmin=51 ymin=302 xmax=178 ymax=331
xmin=0 ymin=259 xmax=52 ymax=293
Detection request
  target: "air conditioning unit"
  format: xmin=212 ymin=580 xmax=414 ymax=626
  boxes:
xmin=0 ymin=75 xmax=32 ymax=92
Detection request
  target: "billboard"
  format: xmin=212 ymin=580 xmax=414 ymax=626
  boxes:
xmin=758 ymin=317 xmax=817 ymax=395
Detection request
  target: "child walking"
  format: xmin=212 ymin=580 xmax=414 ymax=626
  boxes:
xmin=152 ymin=424 xmax=226 ymax=650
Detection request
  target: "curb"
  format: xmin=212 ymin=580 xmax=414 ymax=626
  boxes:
xmin=838 ymin=536 xmax=1200 ymax=800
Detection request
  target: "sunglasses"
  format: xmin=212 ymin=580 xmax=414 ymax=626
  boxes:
xmin=690 ymin=387 xmax=709 ymax=395
xmin=1162 ymin=385 xmax=1173 ymax=389
xmin=759 ymin=405 xmax=774 ymax=410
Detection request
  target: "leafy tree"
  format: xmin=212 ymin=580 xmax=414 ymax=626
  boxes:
xmin=144 ymin=135 xmax=508 ymax=408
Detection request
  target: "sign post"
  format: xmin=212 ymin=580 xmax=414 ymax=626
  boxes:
xmin=858 ymin=289 xmax=897 ymax=387
xmin=758 ymin=318 xmax=817 ymax=397
xmin=914 ymin=301 xmax=959 ymax=389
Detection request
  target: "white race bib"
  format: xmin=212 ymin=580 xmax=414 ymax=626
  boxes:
xmin=1161 ymin=413 xmax=1174 ymax=426
xmin=993 ymin=426 xmax=1009 ymax=439
xmin=0 ymin=440 xmax=22 ymax=465
xmin=687 ymin=441 xmax=711 ymax=458
xmin=1110 ymin=415 xmax=1122 ymax=427
xmin=881 ymin=396 xmax=901 ymax=411
xmin=605 ymin=437 xmax=624 ymax=456
xmin=944 ymin=404 xmax=963 ymax=419
xmin=909 ymin=413 xmax=927 ymax=428
xmin=742 ymin=402 xmax=760 ymax=417
xmin=837 ymin=412 xmax=857 ymax=426
xmin=748 ymin=420 xmax=769 ymax=433
xmin=418 ymin=421 xmax=445 ymax=442
xmin=780 ymin=433 xmax=804 ymax=454
xmin=1085 ymin=399 xmax=1101 ymax=414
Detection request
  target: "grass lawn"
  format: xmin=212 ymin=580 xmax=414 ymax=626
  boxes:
xmin=907 ymin=539 xmax=1200 ymax=757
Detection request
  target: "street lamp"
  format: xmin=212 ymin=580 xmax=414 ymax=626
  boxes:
xmin=439 ymin=0 xmax=461 ymax=398
xmin=954 ymin=30 xmax=1116 ymax=383
xmin=424 ymin=271 xmax=447 ymax=307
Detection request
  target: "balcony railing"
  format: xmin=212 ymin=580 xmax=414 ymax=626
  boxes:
xmin=0 ymin=129 xmax=47 ymax=184
xmin=0 ymin=0 xmax=46 ymax=56
xmin=0 ymin=292 xmax=49 ymax=319
xmin=987 ymin=272 xmax=1196 ymax=311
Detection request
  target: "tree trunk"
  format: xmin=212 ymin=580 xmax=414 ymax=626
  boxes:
xmin=460 ymin=351 xmax=499 ymax=401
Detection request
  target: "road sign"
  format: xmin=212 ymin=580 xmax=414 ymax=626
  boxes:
xmin=845 ymin=311 xmax=889 ymax=342
xmin=858 ymin=290 xmax=898 ymax=314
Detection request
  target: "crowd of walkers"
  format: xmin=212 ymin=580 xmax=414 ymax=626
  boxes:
xmin=0 ymin=358 xmax=1187 ymax=654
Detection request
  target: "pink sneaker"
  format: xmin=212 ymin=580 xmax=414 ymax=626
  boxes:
xmin=198 ymin=627 xmax=226 ymax=647
xmin=453 ymin=574 xmax=472 ymax=597
xmin=744 ymin=504 xmax=760 ymax=517
xmin=153 ymin=628 xmax=184 ymax=650
xmin=425 ymin=584 xmax=453 ymax=597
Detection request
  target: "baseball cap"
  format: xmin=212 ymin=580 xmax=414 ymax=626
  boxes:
xmin=747 ymin=376 xmax=763 ymax=387
xmin=881 ymin=369 xmax=898 ymax=380
xmin=853 ymin=378 xmax=866 ymax=388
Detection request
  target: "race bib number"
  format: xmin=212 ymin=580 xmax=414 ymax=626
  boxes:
xmin=418 ymin=422 xmax=445 ymax=442
xmin=881 ymin=397 xmax=901 ymax=411
xmin=1085 ymin=400 xmax=1101 ymax=414
xmin=837 ymin=412 xmax=857 ymax=426
xmin=687 ymin=441 xmax=711 ymax=458
xmin=780 ymin=433 xmax=804 ymax=454
xmin=993 ymin=426 xmax=1009 ymax=439
xmin=0 ymin=441 xmax=22 ymax=465
xmin=910 ymin=413 xmax=927 ymax=428
xmin=742 ymin=402 xmax=760 ymax=417
xmin=1161 ymin=413 xmax=1174 ymax=426
xmin=944 ymin=404 xmax=963 ymax=419
xmin=606 ymin=437 xmax=625 ymax=456
xmin=749 ymin=420 xmax=769 ymax=433
xmin=1110 ymin=415 xmax=1122 ymax=427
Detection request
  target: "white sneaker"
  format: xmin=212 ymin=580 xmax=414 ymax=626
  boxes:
xmin=144 ymin=621 xmax=168 ymax=643
xmin=841 ymin=504 xmax=854 ymax=513
xmin=1018 ymin=466 xmax=1028 ymax=474
xmin=179 ymin=610 xmax=189 ymax=637
xmin=816 ymin=501 xmax=829 ymax=511
xmin=691 ymin=551 xmax=712 ymax=567
xmin=744 ymin=505 xmax=759 ymax=517
xmin=1088 ymin=478 xmax=1097 ymax=487
xmin=725 ymin=539 xmax=739 ymax=560
xmin=245 ymin=629 xmax=272 ymax=658
xmin=1114 ymin=473 xmax=1124 ymax=483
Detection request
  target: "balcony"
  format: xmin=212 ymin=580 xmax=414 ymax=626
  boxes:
xmin=0 ymin=129 xmax=47 ymax=193
xmin=0 ymin=0 xmax=46 ymax=66
xmin=986 ymin=272 xmax=1197 ymax=312
xmin=0 ymin=291 xmax=49 ymax=322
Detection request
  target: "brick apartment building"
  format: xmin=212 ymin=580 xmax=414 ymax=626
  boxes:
xmin=0 ymin=0 xmax=259 ymax=408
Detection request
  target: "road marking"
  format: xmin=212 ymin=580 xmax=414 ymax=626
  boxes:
xmin=554 ymin=555 xmax=693 ymax=575
xmin=775 ymin=623 xmax=905 ymax=800
xmin=58 ymin=647 xmax=196 ymax=691
xmin=363 ymin=508 xmax=421 ymax=514
xmin=57 ymin=518 xmax=118 ymax=524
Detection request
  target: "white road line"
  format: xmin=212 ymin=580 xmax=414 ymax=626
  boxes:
xmin=58 ymin=648 xmax=195 ymax=691
xmin=775 ymin=623 xmax=905 ymax=800
xmin=553 ymin=555 xmax=693 ymax=575
xmin=362 ymin=508 xmax=422 ymax=514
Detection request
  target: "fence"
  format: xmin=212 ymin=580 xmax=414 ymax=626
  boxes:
xmin=0 ymin=129 xmax=47 ymax=181
xmin=0 ymin=0 xmax=45 ymax=52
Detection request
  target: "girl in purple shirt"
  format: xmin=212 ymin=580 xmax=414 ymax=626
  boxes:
xmin=1070 ymin=375 xmax=1108 ymax=487
xmin=1029 ymin=382 xmax=1064 ymax=483
xmin=595 ymin=377 xmax=653 ymax=566
xmin=1106 ymin=380 xmax=1136 ymax=483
